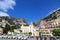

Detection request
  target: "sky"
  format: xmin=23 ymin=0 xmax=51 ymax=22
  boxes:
xmin=1 ymin=0 xmax=60 ymax=23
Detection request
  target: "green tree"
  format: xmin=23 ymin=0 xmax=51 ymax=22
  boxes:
xmin=9 ymin=26 xmax=14 ymax=35
xmin=10 ymin=26 xmax=14 ymax=32
xmin=53 ymin=29 xmax=60 ymax=36
xmin=19 ymin=30 xmax=22 ymax=33
xmin=15 ymin=24 xmax=21 ymax=29
xmin=3 ymin=24 xmax=10 ymax=34
xmin=3 ymin=25 xmax=15 ymax=35
xmin=29 ymin=32 xmax=32 ymax=35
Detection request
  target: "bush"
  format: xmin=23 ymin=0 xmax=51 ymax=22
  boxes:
xmin=19 ymin=30 xmax=22 ymax=32
xmin=53 ymin=29 xmax=60 ymax=36
xmin=29 ymin=32 xmax=32 ymax=35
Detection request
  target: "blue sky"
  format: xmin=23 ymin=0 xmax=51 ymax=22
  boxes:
xmin=7 ymin=0 xmax=60 ymax=23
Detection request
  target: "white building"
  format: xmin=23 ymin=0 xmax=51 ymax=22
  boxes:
xmin=14 ymin=29 xmax=20 ymax=33
xmin=21 ymin=22 xmax=39 ymax=36
xmin=2 ymin=19 xmax=6 ymax=27
xmin=0 ymin=28 xmax=3 ymax=35
xmin=40 ymin=29 xmax=53 ymax=36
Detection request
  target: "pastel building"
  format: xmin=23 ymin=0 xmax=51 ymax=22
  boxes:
xmin=21 ymin=22 xmax=39 ymax=36
xmin=40 ymin=20 xmax=53 ymax=36
xmin=40 ymin=20 xmax=52 ymax=29
xmin=40 ymin=28 xmax=53 ymax=36
xmin=39 ymin=18 xmax=60 ymax=36
xmin=50 ymin=18 xmax=60 ymax=31
xmin=40 ymin=20 xmax=46 ymax=29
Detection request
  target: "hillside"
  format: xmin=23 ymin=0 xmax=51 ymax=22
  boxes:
xmin=0 ymin=16 xmax=26 ymax=24
xmin=35 ymin=9 xmax=60 ymax=26
xmin=43 ymin=9 xmax=60 ymax=21
xmin=0 ymin=16 xmax=27 ymax=34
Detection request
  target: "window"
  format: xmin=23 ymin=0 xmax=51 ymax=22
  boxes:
xmin=57 ymin=16 xmax=60 ymax=18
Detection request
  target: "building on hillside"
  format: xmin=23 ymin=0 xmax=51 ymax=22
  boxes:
xmin=0 ymin=28 xmax=3 ymax=35
xmin=40 ymin=20 xmax=52 ymax=29
xmin=14 ymin=29 xmax=20 ymax=33
xmin=21 ymin=22 xmax=39 ymax=36
xmin=0 ymin=19 xmax=6 ymax=27
xmin=40 ymin=20 xmax=53 ymax=36
xmin=51 ymin=18 xmax=60 ymax=28
xmin=13 ymin=20 xmax=18 ymax=24
xmin=40 ymin=29 xmax=53 ymax=36
xmin=40 ymin=20 xmax=47 ymax=29
xmin=17 ymin=18 xmax=27 ymax=25
xmin=13 ymin=18 xmax=27 ymax=26
xmin=2 ymin=19 xmax=6 ymax=27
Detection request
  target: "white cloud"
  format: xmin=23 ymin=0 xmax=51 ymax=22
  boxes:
xmin=0 ymin=11 xmax=9 ymax=16
xmin=0 ymin=0 xmax=16 ymax=12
